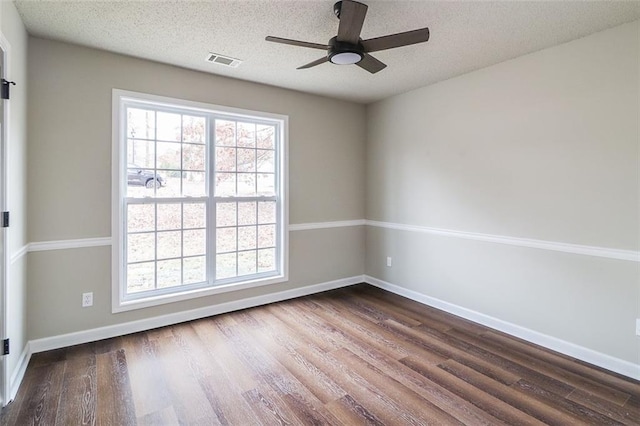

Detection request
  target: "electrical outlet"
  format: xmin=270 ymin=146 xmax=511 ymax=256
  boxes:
xmin=636 ymin=319 xmax=640 ymax=336
xmin=82 ymin=292 xmax=93 ymax=308
xmin=386 ymin=256 xmax=392 ymax=267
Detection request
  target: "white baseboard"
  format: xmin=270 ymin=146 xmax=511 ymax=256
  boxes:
xmin=17 ymin=273 xmax=637 ymax=402
xmin=29 ymin=275 xmax=364 ymax=354
xmin=15 ymin=275 xmax=361 ymax=402
xmin=8 ymin=343 xmax=30 ymax=403
xmin=365 ymin=275 xmax=640 ymax=381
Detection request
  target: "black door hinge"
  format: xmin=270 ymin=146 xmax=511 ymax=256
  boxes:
xmin=2 ymin=211 xmax=8 ymax=228
xmin=3 ymin=339 xmax=9 ymax=355
xmin=1 ymin=79 xmax=16 ymax=100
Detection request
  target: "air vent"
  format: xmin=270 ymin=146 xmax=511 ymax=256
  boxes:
xmin=205 ymin=52 xmax=242 ymax=68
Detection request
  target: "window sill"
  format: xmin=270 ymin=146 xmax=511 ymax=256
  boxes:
xmin=112 ymin=273 xmax=288 ymax=313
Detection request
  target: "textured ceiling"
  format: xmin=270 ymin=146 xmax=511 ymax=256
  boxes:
xmin=14 ymin=0 xmax=640 ymax=104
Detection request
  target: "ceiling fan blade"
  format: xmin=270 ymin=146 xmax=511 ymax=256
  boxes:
xmin=265 ymin=36 xmax=328 ymax=50
xmin=337 ymin=0 xmax=368 ymax=44
xmin=361 ymin=28 xmax=430 ymax=52
xmin=356 ymin=53 xmax=386 ymax=74
xmin=297 ymin=56 xmax=329 ymax=69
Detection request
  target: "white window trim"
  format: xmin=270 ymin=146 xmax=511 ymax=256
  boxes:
xmin=111 ymin=89 xmax=289 ymax=313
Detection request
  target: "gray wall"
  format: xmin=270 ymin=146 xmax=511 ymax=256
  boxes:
xmin=21 ymin=17 xmax=640 ymax=377
xmin=1 ymin=0 xmax=28 ymax=396
xmin=365 ymin=21 xmax=639 ymax=364
xmin=27 ymin=38 xmax=365 ymax=339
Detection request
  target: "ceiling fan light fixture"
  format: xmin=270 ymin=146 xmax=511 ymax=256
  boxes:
xmin=330 ymin=51 xmax=362 ymax=65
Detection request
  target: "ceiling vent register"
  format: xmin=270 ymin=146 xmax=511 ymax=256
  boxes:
xmin=205 ymin=52 xmax=242 ymax=68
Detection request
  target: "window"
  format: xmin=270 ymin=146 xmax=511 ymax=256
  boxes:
xmin=112 ymin=90 xmax=288 ymax=312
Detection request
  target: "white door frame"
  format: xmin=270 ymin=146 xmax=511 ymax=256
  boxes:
xmin=0 ymin=30 xmax=11 ymax=407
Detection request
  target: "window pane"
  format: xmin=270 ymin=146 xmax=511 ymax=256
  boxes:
xmin=237 ymin=122 xmax=256 ymax=147
xmin=216 ymin=253 xmax=236 ymax=279
xmin=128 ymin=139 xmax=155 ymax=168
xmin=237 ymin=149 xmax=255 ymax=172
xmin=184 ymin=229 xmax=206 ymax=256
xmin=215 ymin=173 xmax=236 ymax=197
xmin=215 ymin=147 xmax=236 ymax=172
xmin=256 ymin=125 xmax=274 ymax=149
xmin=183 ymin=144 xmax=206 ymax=171
xmin=258 ymin=201 xmax=276 ymax=224
xmin=257 ymin=173 xmax=275 ymax=196
xmin=238 ymin=250 xmax=257 ymax=276
xmin=184 ymin=256 xmax=206 ymax=284
xmin=127 ymin=185 xmax=148 ymax=199
xmin=184 ymin=203 xmax=206 ymax=229
xmin=127 ymin=262 xmax=155 ymax=293
xmin=159 ymin=171 xmax=181 ymax=197
xmin=128 ymin=204 xmax=155 ymax=233
xmin=157 ymin=259 xmax=182 ymax=288
xmin=216 ymin=227 xmax=236 ymax=253
xmin=127 ymin=108 xmax=155 ymax=140
xmin=215 ymin=120 xmax=236 ymax=146
xmin=216 ymin=202 xmax=236 ymax=227
xmin=157 ymin=112 xmax=181 ymax=142
xmin=157 ymin=203 xmax=181 ymax=230
xmin=157 ymin=142 xmax=181 ymax=170
xmin=183 ymin=116 xmax=205 ymax=143
xmin=183 ymin=172 xmax=206 ymax=197
xmin=258 ymin=248 xmax=275 ymax=273
xmin=237 ymin=173 xmax=256 ymax=196
xmin=238 ymin=202 xmax=257 ymax=225
xmin=258 ymin=225 xmax=275 ymax=249
xmin=257 ymin=150 xmax=274 ymax=173
xmin=238 ymin=226 xmax=257 ymax=251
xmin=121 ymin=98 xmax=283 ymax=302
xmin=128 ymin=233 xmax=155 ymax=263
xmin=127 ymin=168 xmax=163 ymax=198
xmin=157 ymin=231 xmax=181 ymax=259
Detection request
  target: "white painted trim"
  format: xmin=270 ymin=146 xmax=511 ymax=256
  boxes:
xmin=23 ymin=221 xmax=366 ymax=253
xmin=365 ymin=275 xmax=640 ymax=380
xmin=28 ymin=237 xmax=112 ymax=252
xmin=289 ymin=219 xmax=366 ymax=231
xmin=0 ymin=29 xmax=12 ymax=408
xmin=113 ymin=272 xmax=290 ymax=313
xmin=111 ymin=89 xmax=124 ymax=321
xmin=29 ymin=275 xmax=364 ymax=354
xmin=8 ymin=342 xmax=29 ymax=402
xmin=113 ymin=88 xmax=290 ymax=123
xmin=20 ymin=220 xmax=635 ymax=265
xmin=366 ymin=220 xmax=640 ymax=262
xmin=9 ymin=244 xmax=27 ymax=264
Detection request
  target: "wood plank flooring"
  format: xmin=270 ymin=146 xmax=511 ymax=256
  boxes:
xmin=2 ymin=284 xmax=639 ymax=425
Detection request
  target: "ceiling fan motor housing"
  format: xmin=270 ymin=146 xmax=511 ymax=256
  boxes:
xmin=328 ymin=36 xmax=363 ymax=64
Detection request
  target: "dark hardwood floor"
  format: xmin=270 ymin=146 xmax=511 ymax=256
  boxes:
xmin=2 ymin=284 xmax=639 ymax=425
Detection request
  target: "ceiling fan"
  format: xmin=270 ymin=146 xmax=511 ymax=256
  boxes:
xmin=265 ymin=0 xmax=430 ymax=74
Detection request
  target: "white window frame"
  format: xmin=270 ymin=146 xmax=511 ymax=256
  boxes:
xmin=112 ymin=89 xmax=288 ymax=313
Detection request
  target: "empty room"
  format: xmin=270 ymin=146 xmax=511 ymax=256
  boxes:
xmin=0 ymin=0 xmax=638 ymax=424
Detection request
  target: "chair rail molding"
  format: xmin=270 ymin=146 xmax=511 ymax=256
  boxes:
xmin=366 ymin=220 xmax=639 ymax=262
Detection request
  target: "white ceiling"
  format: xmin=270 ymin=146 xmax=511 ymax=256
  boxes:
xmin=14 ymin=0 xmax=640 ymax=104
